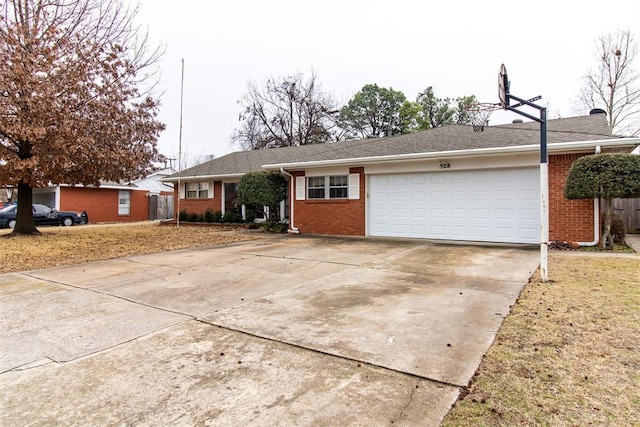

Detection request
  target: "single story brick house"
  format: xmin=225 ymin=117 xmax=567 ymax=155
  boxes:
xmin=165 ymin=113 xmax=640 ymax=245
xmin=30 ymin=168 xmax=175 ymax=223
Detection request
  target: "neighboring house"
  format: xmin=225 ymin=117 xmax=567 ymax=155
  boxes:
xmin=164 ymin=113 xmax=640 ymax=245
xmin=30 ymin=168 xmax=176 ymax=223
xmin=133 ymin=168 xmax=176 ymax=220
xmin=33 ymin=182 xmax=147 ymax=223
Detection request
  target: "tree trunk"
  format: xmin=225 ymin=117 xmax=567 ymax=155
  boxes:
xmin=13 ymin=181 xmax=39 ymax=235
xmin=601 ymin=198 xmax=613 ymax=249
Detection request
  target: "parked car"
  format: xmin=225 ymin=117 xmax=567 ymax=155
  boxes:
xmin=0 ymin=204 xmax=88 ymax=229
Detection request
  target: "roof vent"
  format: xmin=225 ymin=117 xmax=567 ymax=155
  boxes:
xmin=590 ymin=108 xmax=607 ymax=115
xmin=512 ymin=119 xmax=523 ymax=124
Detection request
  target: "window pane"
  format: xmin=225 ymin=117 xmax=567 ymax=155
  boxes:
xmin=330 ymin=176 xmax=347 ymax=186
xmin=118 ymin=190 xmax=131 ymax=215
xmin=307 ymin=177 xmax=324 ymax=188
xmin=328 ymin=175 xmax=348 ymax=199
xmin=308 ymin=188 xmax=325 ymax=199
xmin=307 ymin=177 xmax=325 ymax=199
xmin=186 ymin=182 xmax=208 ymax=198
xmin=329 ymin=188 xmax=348 ymax=198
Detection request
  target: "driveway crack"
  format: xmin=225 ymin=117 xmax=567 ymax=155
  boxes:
xmin=391 ymin=379 xmax=420 ymax=424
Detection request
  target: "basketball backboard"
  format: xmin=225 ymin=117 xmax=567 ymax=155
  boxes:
xmin=498 ymin=64 xmax=509 ymax=109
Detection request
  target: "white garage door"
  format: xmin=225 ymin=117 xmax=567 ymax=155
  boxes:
xmin=369 ymin=168 xmax=540 ymax=244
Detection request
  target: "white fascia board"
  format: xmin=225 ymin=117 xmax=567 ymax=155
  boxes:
xmin=262 ymin=137 xmax=640 ymax=170
xmin=59 ymin=183 xmax=144 ymax=191
xmin=548 ymin=138 xmax=640 ymax=153
xmin=162 ymin=173 xmax=244 ymax=183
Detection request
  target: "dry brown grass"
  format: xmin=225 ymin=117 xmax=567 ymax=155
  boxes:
xmin=0 ymin=222 xmax=260 ymax=273
xmin=443 ymin=253 xmax=640 ymax=427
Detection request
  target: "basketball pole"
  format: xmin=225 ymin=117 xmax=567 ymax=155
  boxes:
xmin=499 ymin=64 xmax=549 ymax=283
xmin=176 ymin=58 xmax=185 ymax=229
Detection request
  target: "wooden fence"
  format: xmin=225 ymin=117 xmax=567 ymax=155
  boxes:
xmin=149 ymin=194 xmax=174 ymax=221
xmin=613 ymin=198 xmax=640 ymax=234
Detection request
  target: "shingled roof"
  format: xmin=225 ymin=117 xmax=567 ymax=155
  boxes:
xmin=167 ymin=113 xmax=622 ymax=180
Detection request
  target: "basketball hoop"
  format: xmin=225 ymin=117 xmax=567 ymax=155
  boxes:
xmin=465 ymin=102 xmax=501 ymax=132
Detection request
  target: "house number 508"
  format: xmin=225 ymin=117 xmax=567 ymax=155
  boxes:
xmin=439 ymin=160 xmax=451 ymax=169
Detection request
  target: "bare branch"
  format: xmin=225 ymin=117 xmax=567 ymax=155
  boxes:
xmin=576 ymin=30 xmax=640 ymax=135
xmin=231 ymin=71 xmax=337 ymax=150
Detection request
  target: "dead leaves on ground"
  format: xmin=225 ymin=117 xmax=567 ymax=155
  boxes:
xmin=0 ymin=223 xmax=258 ymax=274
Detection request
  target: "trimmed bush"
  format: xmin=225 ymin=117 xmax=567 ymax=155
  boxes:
xmin=238 ymin=171 xmax=286 ymax=220
xmin=244 ymin=211 xmax=256 ymax=224
xmin=204 ymin=208 xmax=215 ymax=223
xmin=565 ymin=154 xmax=640 ymax=248
xmin=565 ymin=154 xmax=640 ymax=200
xmin=221 ymin=212 xmax=243 ymax=223
xmin=263 ymin=219 xmax=288 ymax=233
xmin=179 ymin=210 xmax=188 ymax=221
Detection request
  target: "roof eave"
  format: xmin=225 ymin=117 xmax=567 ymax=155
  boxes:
xmin=58 ymin=183 xmax=141 ymax=190
xmin=262 ymin=138 xmax=640 ymax=170
xmin=162 ymin=173 xmax=245 ymax=183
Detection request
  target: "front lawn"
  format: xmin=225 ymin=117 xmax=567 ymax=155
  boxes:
xmin=443 ymin=253 xmax=640 ymax=426
xmin=0 ymin=222 xmax=258 ymax=274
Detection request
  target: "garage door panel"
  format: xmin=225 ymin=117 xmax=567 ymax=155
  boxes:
xmin=451 ymin=208 xmax=467 ymax=218
xmin=393 ymin=176 xmax=408 ymax=185
xmin=495 ymin=208 xmax=514 ymax=220
xmin=451 ymin=191 xmax=467 ymax=201
xmin=369 ymin=168 xmax=540 ymax=244
xmin=519 ymin=208 xmax=538 ymax=220
xmin=495 ymin=227 xmax=516 ymax=239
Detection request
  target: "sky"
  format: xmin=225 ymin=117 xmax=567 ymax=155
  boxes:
xmin=134 ymin=0 xmax=640 ymax=166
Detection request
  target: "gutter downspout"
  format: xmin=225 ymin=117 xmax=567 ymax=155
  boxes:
xmin=279 ymin=167 xmax=299 ymax=234
xmin=578 ymin=145 xmax=601 ymax=246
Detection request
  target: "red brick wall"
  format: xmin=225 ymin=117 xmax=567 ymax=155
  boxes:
xmin=293 ymin=168 xmax=365 ymax=236
xmin=60 ymin=187 xmax=148 ymax=223
xmin=174 ymin=181 xmax=222 ymax=215
xmin=549 ymin=154 xmax=597 ymax=243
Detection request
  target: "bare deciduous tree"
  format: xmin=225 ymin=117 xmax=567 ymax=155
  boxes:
xmin=577 ymin=30 xmax=640 ymax=136
xmin=0 ymin=0 xmax=165 ymax=234
xmin=231 ymin=72 xmax=337 ymax=150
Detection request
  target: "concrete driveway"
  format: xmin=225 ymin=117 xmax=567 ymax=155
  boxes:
xmin=0 ymin=235 xmax=538 ymax=426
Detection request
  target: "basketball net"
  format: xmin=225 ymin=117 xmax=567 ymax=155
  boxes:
xmin=466 ymin=103 xmax=501 ymax=132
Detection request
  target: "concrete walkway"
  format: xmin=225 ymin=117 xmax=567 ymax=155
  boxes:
xmin=625 ymin=234 xmax=640 ymax=253
xmin=0 ymin=235 xmax=539 ymax=426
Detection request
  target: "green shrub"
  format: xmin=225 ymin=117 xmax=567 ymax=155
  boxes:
xmin=221 ymin=212 xmax=243 ymax=223
xmin=212 ymin=210 xmax=223 ymax=222
xmin=244 ymin=211 xmax=256 ymax=223
xmin=238 ymin=171 xmax=286 ymax=220
xmin=565 ymin=154 xmax=640 ymax=200
xmin=179 ymin=210 xmax=188 ymax=221
xmin=188 ymin=212 xmax=199 ymax=222
xmin=263 ymin=219 xmax=288 ymax=233
xmin=204 ymin=208 xmax=215 ymax=222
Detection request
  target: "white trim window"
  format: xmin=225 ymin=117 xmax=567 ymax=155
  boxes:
xmin=185 ymin=182 xmax=209 ymax=199
xmin=118 ymin=190 xmax=131 ymax=215
xmin=307 ymin=175 xmax=349 ymax=199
